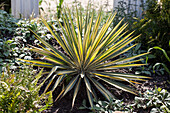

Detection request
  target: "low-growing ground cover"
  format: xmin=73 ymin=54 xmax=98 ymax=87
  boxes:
xmin=0 ymin=9 xmax=61 ymax=71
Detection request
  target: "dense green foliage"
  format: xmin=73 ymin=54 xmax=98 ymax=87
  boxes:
xmin=0 ymin=67 xmax=53 ymax=112
xmin=0 ymin=10 xmax=18 ymax=38
xmin=133 ymin=0 xmax=170 ymax=65
xmin=113 ymin=0 xmax=145 ymax=29
xmin=0 ymin=10 xmax=18 ymax=70
xmin=148 ymin=45 xmax=170 ymax=75
xmin=0 ymin=10 xmax=58 ymax=71
xmin=114 ymin=0 xmax=170 ymax=76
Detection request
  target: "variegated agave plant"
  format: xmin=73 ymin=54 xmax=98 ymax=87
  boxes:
xmin=18 ymin=7 xmax=149 ymax=108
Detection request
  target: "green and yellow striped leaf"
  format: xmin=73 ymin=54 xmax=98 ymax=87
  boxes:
xmin=72 ymin=77 xmax=81 ymax=108
xmin=18 ymin=6 xmax=150 ymax=108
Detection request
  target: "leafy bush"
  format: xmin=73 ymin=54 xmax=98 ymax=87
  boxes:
xmin=133 ymin=0 xmax=170 ymax=65
xmin=0 ymin=10 xmax=59 ymax=70
xmin=18 ymin=7 xmax=149 ymax=108
xmin=12 ymin=19 xmax=55 ymax=61
xmin=113 ymin=0 xmax=145 ymax=30
xmin=135 ymin=42 xmax=170 ymax=76
xmin=112 ymin=0 xmax=170 ymax=76
xmin=0 ymin=10 xmax=18 ymax=38
xmin=15 ymin=19 xmax=53 ymax=44
xmin=0 ymin=39 xmax=17 ymax=71
xmin=0 ymin=10 xmax=33 ymax=70
xmin=0 ymin=66 xmax=53 ymax=112
xmin=0 ymin=10 xmax=18 ymax=70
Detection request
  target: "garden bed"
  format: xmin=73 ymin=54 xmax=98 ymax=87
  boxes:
xmin=0 ymin=0 xmax=170 ymax=112
xmin=42 ymin=69 xmax=169 ymax=113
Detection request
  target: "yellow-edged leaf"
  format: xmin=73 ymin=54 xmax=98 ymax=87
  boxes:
xmin=62 ymin=75 xmax=79 ymax=96
xmin=72 ymin=77 xmax=81 ymax=108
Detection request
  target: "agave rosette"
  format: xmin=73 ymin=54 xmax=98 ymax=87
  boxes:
xmin=18 ymin=7 xmax=149 ymax=108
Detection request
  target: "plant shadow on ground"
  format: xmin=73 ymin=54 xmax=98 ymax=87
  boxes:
xmin=39 ymin=67 xmax=170 ymax=113
xmin=40 ymin=79 xmax=91 ymax=113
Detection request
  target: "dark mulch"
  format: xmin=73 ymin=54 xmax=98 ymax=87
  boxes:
xmin=136 ymin=74 xmax=170 ymax=92
xmin=42 ymin=83 xmax=91 ymax=113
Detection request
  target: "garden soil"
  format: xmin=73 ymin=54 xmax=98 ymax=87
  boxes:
xmin=40 ymin=69 xmax=170 ymax=113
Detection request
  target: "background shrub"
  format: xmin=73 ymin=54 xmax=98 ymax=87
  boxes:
xmin=0 ymin=10 xmax=60 ymax=71
xmin=133 ymin=0 xmax=170 ymax=65
xmin=0 ymin=66 xmax=53 ymax=112
xmin=0 ymin=10 xmax=18 ymax=38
